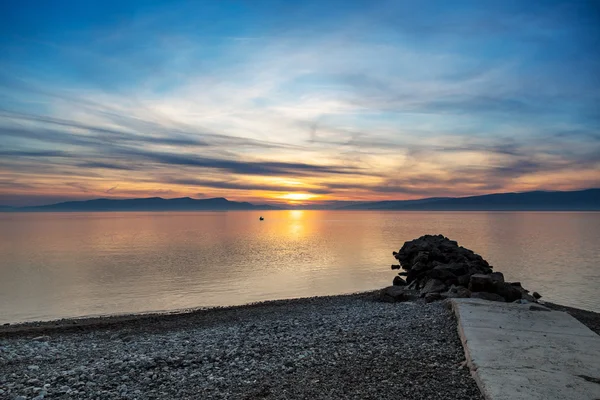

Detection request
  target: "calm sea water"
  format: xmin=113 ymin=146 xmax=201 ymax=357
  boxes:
xmin=0 ymin=211 xmax=598 ymax=323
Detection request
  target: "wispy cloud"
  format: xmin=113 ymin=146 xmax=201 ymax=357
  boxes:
xmin=0 ymin=0 xmax=598 ymax=205
xmin=105 ymin=185 xmax=118 ymax=194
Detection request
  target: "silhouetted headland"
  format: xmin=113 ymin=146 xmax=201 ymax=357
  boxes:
xmin=2 ymin=188 xmax=598 ymax=212
xmin=339 ymin=188 xmax=600 ymax=211
xmin=5 ymin=197 xmax=279 ymax=212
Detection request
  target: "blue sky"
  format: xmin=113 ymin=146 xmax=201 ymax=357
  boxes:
xmin=0 ymin=0 xmax=599 ymax=205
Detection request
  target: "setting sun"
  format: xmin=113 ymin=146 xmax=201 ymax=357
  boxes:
xmin=279 ymin=193 xmax=317 ymax=201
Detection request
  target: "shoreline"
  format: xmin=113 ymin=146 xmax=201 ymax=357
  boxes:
xmin=2 ymin=290 xmax=599 ymax=399
xmin=0 ymin=291 xmax=380 ymax=338
xmin=2 ymin=290 xmax=599 ymax=339
xmin=544 ymin=301 xmax=600 ymax=335
xmin=1 ymin=291 xmax=484 ymax=399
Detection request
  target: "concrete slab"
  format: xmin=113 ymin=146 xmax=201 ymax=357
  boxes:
xmin=451 ymin=298 xmax=600 ymax=400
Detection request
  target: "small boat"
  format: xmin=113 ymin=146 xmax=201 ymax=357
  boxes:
xmin=259 ymin=216 xmax=264 ymax=221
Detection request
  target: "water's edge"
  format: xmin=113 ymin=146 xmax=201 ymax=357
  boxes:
xmin=0 ymin=290 xmax=380 ymax=337
xmin=2 ymin=290 xmax=599 ymax=339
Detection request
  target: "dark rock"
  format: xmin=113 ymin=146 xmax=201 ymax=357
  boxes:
xmin=429 ymin=263 xmax=466 ymax=281
xmin=413 ymin=251 xmax=430 ymax=265
xmin=389 ymin=235 xmax=539 ymax=306
xmin=470 ymin=292 xmax=506 ymax=302
xmin=514 ymin=284 xmax=534 ymax=302
xmin=443 ymin=284 xmax=471 ymax=299
xmin=459 ymin=286 xmax=470 ymax=295
xmin=394 ymin=235 xmax=495 ymax=285
xmin=436 ymin=262 xmax=468 ymax=275
xmin=405 ymin=269 xmax=418 ymax=284
xmin=420 ymin=279 xmax=447 ymax=296
xmin=428 ymin=268 xmax=457 ymax=282
xmin=532 ymin=291 xmax=542 ymax=299
xmin=520 ymin=292 xmax=536 ymax=302
xmin=468 ymin=274 xmax=494 ymax=292
xmin=442 ymin=290 xmax=471 ymax=299
xmin=490 ymin=272 xmax=505 ymax=283
xmin=379 ymin=286 xmax=411 ymax=303
xmin=391 ymin=264 xmax=401 ymax=270
xmin=457 ymin=274 xmax=471 ymax=287
xmin=442 ymin=291 xmax=460 ymax=299
xmin=412 ymin=261 xmax=430 ymax=273
xmin=396 ymin=235 xmax=446 ymax=265
xmin=392 ymin=276 xmax=407 ymax=286
xmin=492 ymin=282 xmax=522 ymax=302
xmin=425 ymin=292 xmax=443 ymax=303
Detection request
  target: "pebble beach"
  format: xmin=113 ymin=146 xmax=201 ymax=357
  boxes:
xmin=0 ymin=292 xmax=482 ymax=400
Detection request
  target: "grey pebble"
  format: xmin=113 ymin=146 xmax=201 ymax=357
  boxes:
xmin=0 ymin=294 xmax=483 ymax=400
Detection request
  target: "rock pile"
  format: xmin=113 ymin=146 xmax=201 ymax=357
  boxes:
xmin=381 ymin=234 xmax=540 ymax=304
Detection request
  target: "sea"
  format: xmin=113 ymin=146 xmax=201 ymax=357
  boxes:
xmin=0 ymin=210 xmax=598 ymax=323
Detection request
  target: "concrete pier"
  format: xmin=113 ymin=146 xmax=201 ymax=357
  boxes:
xmin=451 ymin=298 xmax=600 ymax=400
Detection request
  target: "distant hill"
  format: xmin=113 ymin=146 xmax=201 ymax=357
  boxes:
xmin=10 ymin=197 xmax=279 ymax=212
xmin=337 ymin=189 xmax=600 ymax=211
xmin=3 ymin=189 xmax=599 ymax=212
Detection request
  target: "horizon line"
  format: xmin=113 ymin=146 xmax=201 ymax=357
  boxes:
xmin=2 ymin=187 xmax=599 ymax=209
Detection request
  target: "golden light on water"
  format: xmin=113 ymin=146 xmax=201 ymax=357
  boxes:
xmin=289 ymin=209 xmax=305 ymax=219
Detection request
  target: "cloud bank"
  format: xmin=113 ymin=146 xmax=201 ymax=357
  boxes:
xmin=0 ymin=0 xmax=599 ymax=205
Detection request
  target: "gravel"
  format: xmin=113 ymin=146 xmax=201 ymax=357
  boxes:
xmin=0 ymin=293 xmax=482 ymax=400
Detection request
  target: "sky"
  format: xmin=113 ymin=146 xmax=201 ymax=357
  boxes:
xmin=0 ymin=0 xmax=599 ymax=206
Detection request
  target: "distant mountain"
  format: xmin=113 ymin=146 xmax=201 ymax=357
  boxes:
xmin=3 ymin=189 xmax=599 ymax=212
xmin=337 ymin=189 xmax=600 ymax=211
xmin=10 ymin=197 xmax=280 ymax=212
